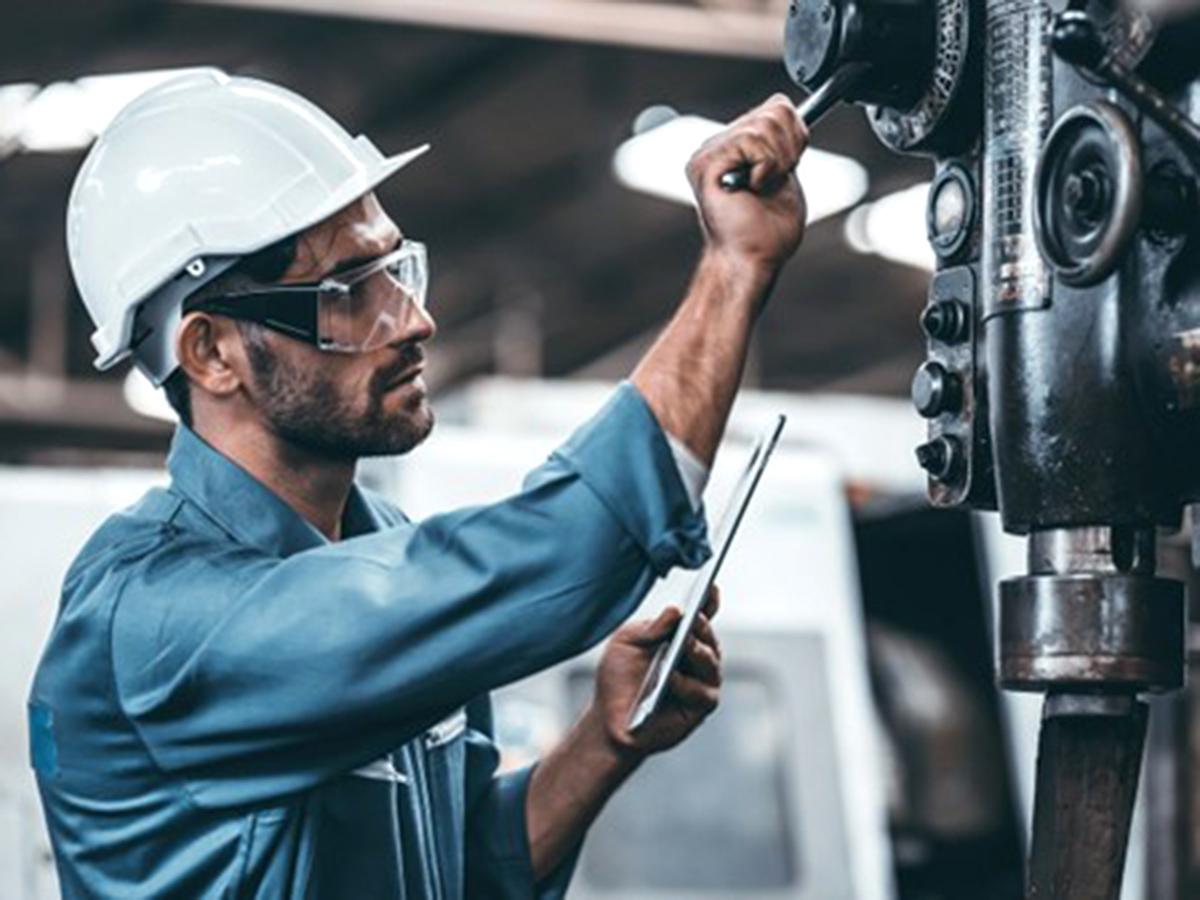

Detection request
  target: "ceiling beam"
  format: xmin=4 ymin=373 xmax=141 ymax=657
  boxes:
xmin=0 ymin=375 xmax=171 ymax=457
xmin=181 ymin=0 xmax=785 ymax=59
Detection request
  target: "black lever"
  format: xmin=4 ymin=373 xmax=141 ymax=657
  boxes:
xmin=1053 ymin=11 xmax=1200 ymax=163
xmin=718 ymin=62 xmax=872 ymax=191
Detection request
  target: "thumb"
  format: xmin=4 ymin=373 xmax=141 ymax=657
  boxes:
xmin=623 ymin=605 xmax=683 ymax=647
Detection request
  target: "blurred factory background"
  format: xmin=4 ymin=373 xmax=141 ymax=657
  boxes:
xmin=1 ymin=2 xmax=1177 ymax=899
xmin=0 ymin=0 xmax=932 ymax=464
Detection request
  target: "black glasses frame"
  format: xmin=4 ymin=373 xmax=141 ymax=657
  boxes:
xmin=186 ymin=283 xmax=346 ymax=347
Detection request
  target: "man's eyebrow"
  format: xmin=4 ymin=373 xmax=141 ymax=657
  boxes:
xmin=325 ymin=236 xmax=404 ymax=279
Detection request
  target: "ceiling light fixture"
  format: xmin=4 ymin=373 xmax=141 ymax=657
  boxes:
xmin=613 ymin=112 xmax=869 ymax=223
xmin=843 ymin=182 xmax=935 ymax=271
xmin=0 ymin=68 xmax=209 ymax=155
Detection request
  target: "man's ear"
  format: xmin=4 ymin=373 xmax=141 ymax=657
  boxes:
xmin=175 ymin=312 xmax=248 ymax=400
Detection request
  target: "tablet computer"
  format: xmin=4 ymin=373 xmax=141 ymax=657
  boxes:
xmin=627 ymin=413 xmax=787 ymax=733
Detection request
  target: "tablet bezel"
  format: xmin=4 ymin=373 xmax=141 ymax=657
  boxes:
xmin=626 ymin=413 xmax=787 ymax=733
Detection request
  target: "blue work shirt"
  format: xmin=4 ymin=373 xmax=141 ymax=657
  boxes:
xmin=28 ymin=384 xmax=708 ymax=898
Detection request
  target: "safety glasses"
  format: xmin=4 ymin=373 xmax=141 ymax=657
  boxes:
xmin=189 ymin=241 xmax=428 ymax=353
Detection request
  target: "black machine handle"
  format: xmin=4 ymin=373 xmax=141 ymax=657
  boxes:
xmin=719 ymin=62 xmax=872 ymax=191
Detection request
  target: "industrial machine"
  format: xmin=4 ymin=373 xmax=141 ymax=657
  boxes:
xmin=773 ymin=0 xmax=1200 ymax=894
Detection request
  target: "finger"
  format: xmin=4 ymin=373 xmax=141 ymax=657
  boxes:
xmin=668 ymin=671 xmax=720 ymax=715
xmin=735 ymin=133 xmax=790 ymax=194
xmin=702 ymin=584 xmax=721 ymax=619
xmin=730 ymin=92 xmax=791 ymax=128
xmin=689 ymin=130 xmax=789 ymax=195
xmin=725 ymin=94 xmax=806 ymax=156
xmin=755 ymin=108 xmax=797 ymax=160
xmin=734 ymin=95 xmax=804 ymax=163
xmin=762 ymin=96 xmax=808 ymax=162
xmin=620 ymin=605 xmax=682 ymax=648
xmin=680 ymin=636 xmax=721 ymax=685
xmin=692 ymin=613 xmax=721 ymax=660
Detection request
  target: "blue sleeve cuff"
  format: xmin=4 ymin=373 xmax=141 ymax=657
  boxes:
xmin=553 ymin=383 xmax=710 ymax=576
xmin=473 ymin=766 xmax=579 ymax=900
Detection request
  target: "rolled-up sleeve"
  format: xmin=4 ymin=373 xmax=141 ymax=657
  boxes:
xmin=110 ymin=383 xmax=709 ymax=807
xmin=552 ymin=384 xmax=708 ymax=574
xmin=463 ymin=699 xmax=578 ymax=900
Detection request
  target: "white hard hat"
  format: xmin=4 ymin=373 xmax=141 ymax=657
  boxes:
xmin=66 ymin=68 xmax=429 ymax=384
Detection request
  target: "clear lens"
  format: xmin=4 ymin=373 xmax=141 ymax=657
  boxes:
xmin=317 ymin=241 xmax=428 ymax=352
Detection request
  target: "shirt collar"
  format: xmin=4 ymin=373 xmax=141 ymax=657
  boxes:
xmin=166 ymin=425 xmax=387 ymax=557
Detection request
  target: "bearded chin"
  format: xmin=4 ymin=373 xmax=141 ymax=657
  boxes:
xmin=272 ymin=387 xmax=435 ymax=462
xmin=245 ymin=332 xmax=435 ymax=462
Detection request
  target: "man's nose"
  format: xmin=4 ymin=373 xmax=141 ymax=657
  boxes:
xmin=398 ymin=299 xmax=437 ymax=344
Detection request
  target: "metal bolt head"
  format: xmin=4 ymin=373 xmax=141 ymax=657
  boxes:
xmin=921 ymin=300 xmax=968 ymax=343
xmin=915 ymin=435 xmax=961 ymax=481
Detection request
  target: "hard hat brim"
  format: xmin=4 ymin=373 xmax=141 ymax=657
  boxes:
xmin=91 ymin=142 xmax=432 ymax=373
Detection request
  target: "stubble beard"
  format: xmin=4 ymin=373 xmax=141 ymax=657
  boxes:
xmin=244 ymin=330 xmax=434 ymax=463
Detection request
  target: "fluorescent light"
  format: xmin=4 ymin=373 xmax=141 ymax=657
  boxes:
xmin=18 ymin=82 xmax=96 ymax=152
xmin=0 ymin=84 xmax=37 ymax=156
xmin=123 ymin=369 xmax=178 ymax=423
xmin=2 ymin=68 xmax=210 ymax=154
xmin=844 ymin=182 xmax=935 ymax=271
xmin=614 ymin=113 xmax=869 ymax=223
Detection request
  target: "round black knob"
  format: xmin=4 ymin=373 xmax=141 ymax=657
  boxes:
xmin=915 ymin=435 xmax=962 ymax=482
xmin=921 ymin=300 xmax=969 ymax=343
xmin=912 ymin=362 xmax=962 ymax=418
xmin=1052 ymin=11 xmax=1106 ymax=71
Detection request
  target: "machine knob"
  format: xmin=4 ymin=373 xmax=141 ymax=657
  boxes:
xmin=915 ymin=435 xmax=962 ymax=482
xmin=921 ymin=300 xmax=969 ymax=343
xmin=911 ymin=362 xmax=963 ymax=418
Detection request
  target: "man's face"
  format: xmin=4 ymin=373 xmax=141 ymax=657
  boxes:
xmin=242 ymin=193 xmax=437 ymax=462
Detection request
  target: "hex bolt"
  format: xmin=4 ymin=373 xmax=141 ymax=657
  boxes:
xmin=915 ymin=435 xmax=962 ymax=481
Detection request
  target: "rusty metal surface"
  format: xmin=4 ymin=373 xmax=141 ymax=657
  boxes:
xmin=999 ymin=571 xmax=1185 ymax=691
xmin=1027 ymin=699 xmax=1148 ymax=900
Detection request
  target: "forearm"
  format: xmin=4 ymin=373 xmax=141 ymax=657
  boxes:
xmin=631 ymin=249 xmax=776 ymax=466
xmin=525 ymin=704 xmax=641 ymax=881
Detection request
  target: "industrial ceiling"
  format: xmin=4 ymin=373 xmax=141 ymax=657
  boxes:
xmin=0 ymin=0 xmax=932 ymax=462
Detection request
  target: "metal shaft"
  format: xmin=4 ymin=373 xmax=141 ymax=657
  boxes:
xmin=1000 ymin=528 xmax=1184 ymax=899
xmin=1028 ymin=695 xmax=1148 ymax=900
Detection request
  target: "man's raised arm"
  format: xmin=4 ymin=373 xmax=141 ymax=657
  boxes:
xmin=524 ymin=94 xmax=809 ymax=886
xmin=632 ymin=94 xmax=808 ymax=465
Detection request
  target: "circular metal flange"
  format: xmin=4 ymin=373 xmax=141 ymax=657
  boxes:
xmin=1034 ymin=101 xmax=1144 ymax=287
xmin=785 ymin=0 xmax=842 ymax=88
xmin=868 ymin=0 xmax=971 ymax=153
xmin=999 ymin=572 xmax=1184 ymax=692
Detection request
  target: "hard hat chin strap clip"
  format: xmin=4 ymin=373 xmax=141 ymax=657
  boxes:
xmin=132 ymin=256 xmax=240 ymax=387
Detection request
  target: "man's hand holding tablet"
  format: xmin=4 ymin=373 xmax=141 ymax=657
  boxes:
xmin=590 ymin=585 xmax=724 ymax=756
xmin=622 ymin=414 xmax=786 ymax=738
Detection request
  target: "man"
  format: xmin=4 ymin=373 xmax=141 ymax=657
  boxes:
xmin=29 ymin=70 xmax=807 ymax=898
